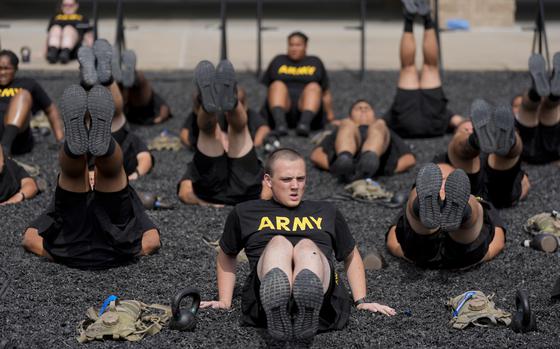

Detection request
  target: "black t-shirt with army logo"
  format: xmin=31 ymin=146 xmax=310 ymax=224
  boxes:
xmin=0 ymin=158 xmax=30 ymax=202
xmin=220 ymin=199 xmax=355 ymax=269
xmin=48 ymin=13 xmax=90 ymax=34
xmin=261 ymin=54 xmax=329 ymax=93
xmin=0 ymin=78 xmax=52 ymax=120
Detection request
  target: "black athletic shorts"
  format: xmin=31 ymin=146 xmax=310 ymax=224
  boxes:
xmin=317 ymin=125 xmax=412 ymax=176
xmin=385 ymin=87 xmax=453 ymax=138
xmin=241 ymin=259 xmax=352 ymax=332
xmin=125 ymin=92 xmax=171 ymax=125
xmin=515 ymin=120 xmax=560 ymax=164
xmin=178 ymin=148 xmax=263 ymax=205
xmin=28 ymin=184 xmax=158 ymax=270
xmin=390 ymin=199 xmax=504 ymax=269
xmin=261 ymin=87 xmax=326 ymax=130
xmin=433 ymin=152 xmax=525 ymax=209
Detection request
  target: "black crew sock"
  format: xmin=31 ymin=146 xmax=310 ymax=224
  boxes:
xmin=336 ymin=151 xmax=353 ymax=159
xmin=59 ymin=48 xmax=71 ymax=64
xmin=271 ymin=106 xmax=287 ymax=128
xmin=63 ymin=141 xmax=82 ymax=159
xmin=0 ymin=125 xmax=19 ymax=156
xmin=548 ymin=94 xmax=560 ymax=102
xmin=424 ymin=15 xmax=435 ymax=30
xmin=411 ymin=197 xmax=420 ymax=218
xmin=467 ymin=133 xmax=480 ymax=151
xmin=528 ymin=88 xmax=541 ymax=102
xmin=299 ymin=110 xmax=315 ymax=127
xmin=404 ymin=18 xmax=414 ymax=33
xmin=99 ymin=138 xmax=116 ymax=158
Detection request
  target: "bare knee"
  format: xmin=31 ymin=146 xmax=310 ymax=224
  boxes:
xmin=394 ymin=153 xmax=416 ymax=173
xmin=48 ymin=25 xmax=62 ymax=37
xmin=339 ymin=118 xmax=357 ymax=130
xmin=141 ymin=229 xmax=161 ymax=255
xmin=22 ymin=228 xmax=44 ymax=256
xmin=268 ymin=235 xmax=293 ymax=250
xmin=386 ymin=227 xmax=405 ymax=258
xmin=310 ymin=147 xmax=329 ymax=170
xmin=293 ymin=238 xmax=321 ymax=258
xmin=303 ymin=82 xmax=322 ymax=94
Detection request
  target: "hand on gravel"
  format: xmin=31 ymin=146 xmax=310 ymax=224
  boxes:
xmin=357 ymin=302 xmax=396 ymax=316
xmin=200 ymin=300 xmax=231 ymax=310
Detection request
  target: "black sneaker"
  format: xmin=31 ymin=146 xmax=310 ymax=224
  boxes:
xmin=263 ymin=132 xmax=281 ymax=153
xmin=215 ymin=60 xmax=238 ymax=112
xmin=87 ymin=85 xmax=115 ymax=156
xmin=492 ymin=105 xmax=516 ymax=157
xmin=355 ymin=151 xmax=379 ymax=179
xmin=401 ymin=0 xmax=417 ymax=19
xmin=415 ymin=163 xmax=442 ymax=229
xmin=529 ymin=53 xmax=550 ymax=97
xmin=93 ymin=39 xmax=113 ymax=85
xmin=121 ymin=49 xmax=137 ymax=88
xmin=194 ymin=60 xmax=218 ymax=113
xmin=77 ymin=46 xmax=98 ymax=87
xmin=292 ymin=269 xmax=323 ymax=341
xmin=415 ymin=0 xmax=431 ymax=16
xmin=441 ymin=169 xmax=471 ymax=232
xmin=60 ymin=85 xmax=89 ymax=156
xmin=330 ymin=152 xmax=355 ymax=183
xmin=470 ymin=99 xmax=495 ymax=154
xmin=46 ymin=46 xmax=59 ymax=64
xmin=260 ymin=268 xmax=292 ymax=341
xmin=58 ymin=48 xmax=71 ymax=64
xmin=550 ymin=52 xmax=560 ymax=97
xmin=295 ymin=122 xmax=310 ymax=137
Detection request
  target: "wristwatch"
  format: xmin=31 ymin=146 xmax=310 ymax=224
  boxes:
xmin=354 ymin=297 xmax=367 ymax=307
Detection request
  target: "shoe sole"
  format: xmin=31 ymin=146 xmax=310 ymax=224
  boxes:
xmin=292 ymin=269 xmax=323 ymax=341
xmin=93 ymin=39 xmax=113 ymax=85
xmin=492 ymin=105 xmax=516 ymax=156
xmin=401 ymin=0 xmax=417 ymax=15
xmin=550 ymin=52 xmax=560 ymax=97
xmin=441 ymin=169 xmax=471 ymax=232
xmin=194 ymin=60 xmax=218 ymax=113
xmin=60 ymin=85 xmax=88 ymax=156
xmin=260 ymin=268 xmax=292 ymax=341
xmin=529 ymin=54 xmax=550 ymax=97
xmin=415 ymin=0 xmax=431 ymax=16
xmin=77 ymin=46 xmax=98 ymax=87
xmin=87 ymin=85 xmax=115 ymax=156
xmin=415 ymin=163 xmax=442 ymax=229
xmin=215 ymin=60 xmax=237 ymax=112
xmin=121 ymin=50 xmax=137 ymax=88
xmin=471 ymin=99 xmax=495 ymax=154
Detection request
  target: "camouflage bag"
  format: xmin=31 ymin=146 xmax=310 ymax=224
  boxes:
xmin=202 ymin=236 xmax=248 ymax=263
xmin=345 ymin=179 xmax=393 ymax=201
xmin=77 ymin=298 xmax=171 ymax=343
xmin=523 ymin=211 xmax=560 ymax=238
xmin=447 ymin=291 xmax=512 ymax=330
xmin=148 ymin=130 xmax=183 ymax=151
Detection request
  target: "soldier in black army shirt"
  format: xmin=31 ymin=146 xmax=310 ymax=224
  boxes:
xmin=201 ymin=149 xmax=395 ymax=342
xmin=261 ymin=31 xmax=336 ymax=137
xmin=46 ymin=0 xmax=94 ymax=64
xmin=0 ymin=50 xmax=64 ymax=156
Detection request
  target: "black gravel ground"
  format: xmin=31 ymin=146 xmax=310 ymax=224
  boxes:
xmin=1 ymin=70 xmax=559 ymax=348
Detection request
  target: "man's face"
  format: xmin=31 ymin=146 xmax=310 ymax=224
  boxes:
xmin=0 ymin=56 xmax=16 ymax=86
xmin=61 ymin=0 xmax=78 ymax=15
xmin=350 ymin=101 xmax=376 ymax=125
xmin=287 ymin=36 xmax=307 ymax=61
xmin=265 ymin=158 xmax=306 ymax=207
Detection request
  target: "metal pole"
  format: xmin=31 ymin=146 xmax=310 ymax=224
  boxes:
xmin=220 ymin=0 xmax=227 ymax=60
xmin=538 ymin=0 xmax=551 ymax=70
xmin=92 ymin=0 xmax=98 ymax=40
xmin=360 ymin=0 xmax=366 ymax=81
xmin=434 ymin=0 xmax=443 ymax=78
xmin=257 ymin=0 xmax=263 ymax=78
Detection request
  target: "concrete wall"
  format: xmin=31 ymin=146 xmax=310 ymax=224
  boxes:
xmin=438 ymin=0 xmax=516 ymax=27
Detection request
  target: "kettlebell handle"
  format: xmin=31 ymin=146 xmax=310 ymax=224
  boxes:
xmin=515 ymin=289 xmax=531 ymax=325
xmin=171 ymin=288 xmax=201 ymax=318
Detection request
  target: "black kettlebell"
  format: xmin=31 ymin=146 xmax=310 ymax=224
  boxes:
xmin=169 ymin=288 xmax=201 ymax=332
xmin=511 ymin=289 xmax=537 ymax=333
